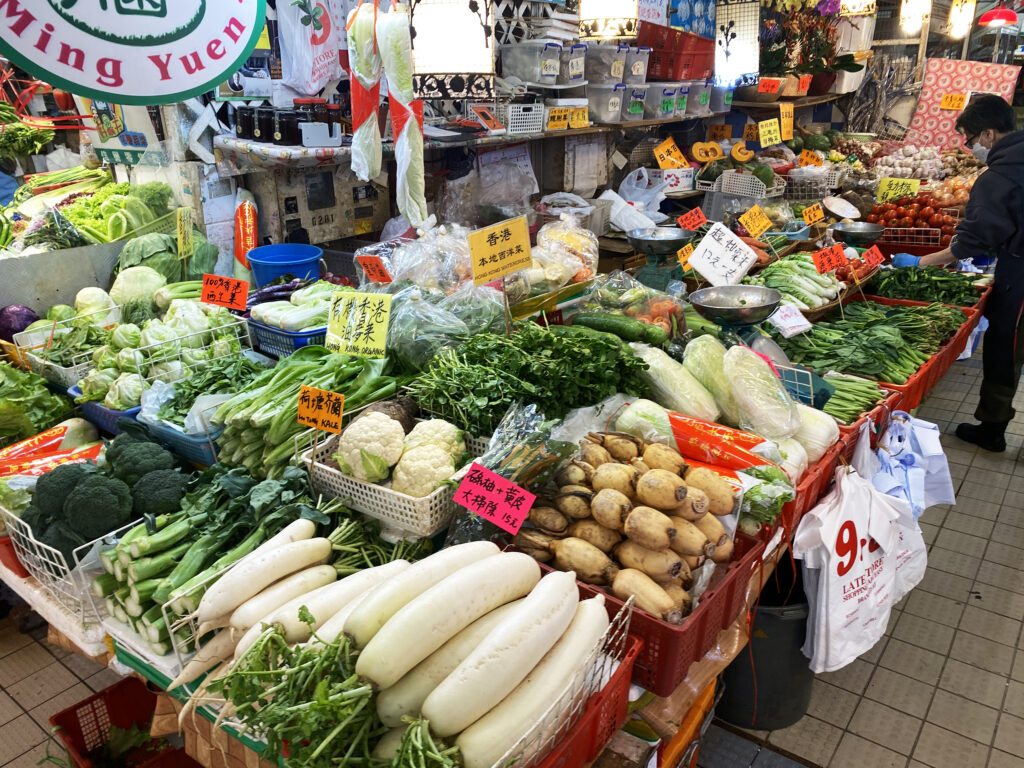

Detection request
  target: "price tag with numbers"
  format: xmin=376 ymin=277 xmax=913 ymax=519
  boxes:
xmin=802 ymin=203 xmax=825 ymax=226
xmin=798 ymin=74 xmax=813 ymax=91
xmin=655 ymin=136 xmax=687 ymax=169
xmin=767 ymin=302 xmax=812 ymax=338
xmin=739 ymin=205 xmax=772 ymax=239
xmin=758 ymin=78 xmax=781 ymax=94
xmin=940 ymin=93 xmax=966 ymax=110
xmin=297 ymin=385 xmax=344 ymax=434
xmin=454 ymin=463 xmax=535 ymax=536
xmin=779 ymin=102 xmax=794 ymax=141
xmin=677 ymin=243 xmax=695 ymax=270
xmin=677 ymin=207 xmax=707 ymax=231
xmin=863 ymin=245 xmax=885 ymax=268
xmin=813 ymin=243 xmax=848 ymax=273
xmin=708 ymin=123 xmax=732 ymax=141
xmin=201 ymin=274 xmax=248 ymax=311
xmin=798 ymin=149 xmax=823 ymax=167
xmin=356 ymin=254 xmax=392 ymax=283
xmin=876 ymin=177 xmax=920 ymax=202
xmin=742 ymin=123 xmax=759 ymax=143
xmin=757 ymin=118 xmax=782 ymax=147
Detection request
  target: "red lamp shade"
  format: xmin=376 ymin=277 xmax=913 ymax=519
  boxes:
xmin=978 ymin=2 xmax=1018 ymax=25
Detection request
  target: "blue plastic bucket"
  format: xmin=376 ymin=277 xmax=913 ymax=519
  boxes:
xmin=247 ymin=244 xmax=323 ymax=287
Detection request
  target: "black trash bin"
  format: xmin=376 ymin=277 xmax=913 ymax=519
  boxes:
xmin=716 ymin=554 xmax=814 ymax=731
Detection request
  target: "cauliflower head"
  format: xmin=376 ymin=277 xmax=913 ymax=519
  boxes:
xmin=403 ymin=419 xmax=465 ymax=459
xmin=334 ymin=411 xmax=405 ymax=482
xmin=391 ymin=444 xmax=455 ymax=498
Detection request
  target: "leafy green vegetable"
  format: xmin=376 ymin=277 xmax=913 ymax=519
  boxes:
xmin=37 ymin=318 xmax=111 ymax=367
xmin=156 ymin=355 xmax=265 ymax=428
xmin=868 ymin=266 xmax=983 ymax=306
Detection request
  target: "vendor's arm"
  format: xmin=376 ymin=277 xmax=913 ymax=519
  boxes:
xmin=949 ymin=171 xmax=1017 ymax=262
xmin=919 ymin=247 xmax=954 ymax=266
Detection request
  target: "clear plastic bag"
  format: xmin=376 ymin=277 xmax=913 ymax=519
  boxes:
xmin=387 ymin=225 xmax=473 ymax=292
xmin=617 ymin=168 xmax=668 ymax=223
xmin=438 ymin=283 xmax=505 ymax=335
xmin=387 ymin=287 xmax=469 ymax=373
xmin=723 ymin=346 xmax=802 ymax=441
xmin=536 ymin=213 xmax=598 ymax=283
xmin=583 ymin=270 xmax=688 ymax=339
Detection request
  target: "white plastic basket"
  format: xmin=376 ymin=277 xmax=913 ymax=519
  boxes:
xmin=719 ymin=169 xmax=787 ymax=199
xmin=502 ymin=103 xmax=546 ymax=135
xmin=13 ymin=306 xmax=122 ymax=388
xmin=139 ymin=315 xmax=252 ymax=383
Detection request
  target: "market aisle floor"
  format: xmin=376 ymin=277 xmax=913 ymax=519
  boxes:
xmin=700 ymin=353 xmax=1024 ymax=768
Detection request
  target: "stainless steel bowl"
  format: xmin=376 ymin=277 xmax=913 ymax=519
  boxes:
xmin=832 ymin=221 xmax=884 ymax=246
xmin=688 ymin=285 xmax=783 ymax=326
xmin=627 ymin=227 xmax=693 ymax=256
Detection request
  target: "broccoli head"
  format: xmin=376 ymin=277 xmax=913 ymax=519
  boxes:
xmin=63 ymin=475 xmax=133 ymax=541
xmin=18 ymin=505 xmax=49 ymax=536
xmin=110 ymin=442 xmax=174 ymax=487
xmin=104 ymin=432 xmax=147 ymax=468
xmin=40 ymin=521 xmax=87 ymax=568
xmin=33 ymin=461 xmax=98 ymax=520
xmin=132 ymin=469 xmax=187 ymax=518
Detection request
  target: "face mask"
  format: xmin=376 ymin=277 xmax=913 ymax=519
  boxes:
xmin=971 ymin=141 xmax=990 ymax=164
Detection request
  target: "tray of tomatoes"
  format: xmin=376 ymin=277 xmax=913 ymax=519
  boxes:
xmin=864 ymin=193 xmax=958 ymax=247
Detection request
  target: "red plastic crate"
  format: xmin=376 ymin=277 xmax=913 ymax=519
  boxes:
xmin=536 ymin=634 xmax=642 ymax=767
xmin=685 ymin=50 xmax=714 ymax=80
xmin=648 ymin=49 xmax=688 ymax=80
xmin=769 ymin=449 xmax=829 ymax=544
xmin=50 ymin=678 xmax=174 ymax=768
xmin=636 ymin=20 xmax=677 ymax=48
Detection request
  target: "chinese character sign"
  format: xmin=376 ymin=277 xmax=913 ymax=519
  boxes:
xmin=757 ymin=118 xmax=782 ymax=147
xmin=454 ymin=463 xmax=535 ymax=535
xmin=176 ymin=208 xmax=194 ymax=259
xmin=677 ymin=243 xmax=695 ymax=270
xmin=802 ymin=203 xmax=825 ymax=226
xmin=877 ymin=178 xmax=921 ymax=203
xmin=687 ymin=222 xmax=759 ymax=286
xmin=798 ymin=149 xmax=824 ymax=167
xmin=779 ymin=103 xmax=794 ymax=141
xmin=468 ymin=217 xmax=532 ymax=285
xmin=297 ymin=386 xmax=345 ymax=434
xmin=356 ymin=254 xmax=393 ymax=284
xmin=940 ymin=93 xmax=966 ymax=110
xmin=813 ymin=243 xmax=848 ymax=274
xmin=758 ymin=78 xmax=781 ymax=93
xmin=326 ymin=292 xmax=392 ymax=358
xmin=201 ymin=275 xmax=248 ymax=312
xmin=768 ymin=303 xmax=812 ymax=338
xmin=655 ymin=137 xmax=687 ymax=169
xmin=863 ymin=245 xmax=885 ymax=268
xmin=708 ymin=124 xmax=731 ymax=141
xmin=677 ymin=207 xmax=707 ymax=231
xmin=739 ymin=205 xmax=772 ymax=239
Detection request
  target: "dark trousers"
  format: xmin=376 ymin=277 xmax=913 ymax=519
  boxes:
xmin=976 ymin=258 xmax=1024 ymax=423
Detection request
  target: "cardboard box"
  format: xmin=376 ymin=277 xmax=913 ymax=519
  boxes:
xmin=245 ymin=167 xmax=389 ymax=246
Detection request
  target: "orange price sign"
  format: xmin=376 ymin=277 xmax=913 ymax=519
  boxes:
xmin=742 ymin=123 xmax=759 ymax=143
xmin=356 ymin=254 xmax=392 ymax=283
xmin=812 ymin=243 xmax=848 ymax=274
xmin=798 ymin=75 xmax=813 ymax=91
xmin=940 ymin=93 xmax=966 ymax=110
xmin=708 ymin=123 xmax=732 ymax=141
xmin=677 ymin=207 xmax=707 ymax=231
xmin=802 ymin=203 xmax=825 ymax=226
xmin=798 ymin=149 xmax=823 ymax=167
xmin=201 ymin=274 xmax=248 ymax=311
xmin=297 ymin=385 xmax=344 ymax=434
xmin=758 ymin=78 xmax=781 ymax=94
xmin=677 ymin=243 xmax=695 ymax=270
xmin=739 ymin=205 xmax=772 ymax=239
xmin=863 ymin=245 xmax=885 ymax=268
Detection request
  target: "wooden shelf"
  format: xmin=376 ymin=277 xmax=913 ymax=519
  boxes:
xmin=730 ymin=93 xmax=843 ymax=111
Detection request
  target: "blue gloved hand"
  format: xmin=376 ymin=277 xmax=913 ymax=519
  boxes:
xmin=892 ymin=253 xmax=921 ymax=268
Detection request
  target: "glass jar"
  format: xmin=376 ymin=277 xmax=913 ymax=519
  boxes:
xmin=234 ymin=106 xmax=255 ymax=140
xmin=254 ymin=107 xmax=275 ymax=142
xmin=274 ymin=110 xmax=299 ymax=146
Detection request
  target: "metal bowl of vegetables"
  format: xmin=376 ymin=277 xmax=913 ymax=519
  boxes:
xmin=688 ymin=286 xmax=783 ymax=326
xmin=832 ymin=221 xmax=884 ymax=247
xmin=627 ymin=227 xmax=693 ymax=256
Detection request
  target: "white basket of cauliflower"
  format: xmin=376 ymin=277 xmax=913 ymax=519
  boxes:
xmin=300 ymin=399 xmax=486 ymax=537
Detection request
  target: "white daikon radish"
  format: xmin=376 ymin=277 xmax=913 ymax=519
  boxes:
xmin=421 ymin=570 xmax=579 ymax=736
xmin=376 ymin=599 xmax=525 ymax=728
xmin=456 ymin=595 xmax=610 ymax=768
xmin=229 ymin=565 xmax=337 ymax=631
xmin=167 ymin=628 xmax=240 ymax=690
xmin=233 ymin=560 xmax=410 ymax=659
xmin=371 ymin=728 xmax=407 ymax=760
xmin=356 ymin=552 xmax=540 ymax=689
xmin=196 ymin=538 xmax=332 ymax=623
xmin=310 ymin=584 xmax=380 ymax=647
xmin=345 ymin=541 xmax=499 ymax=648
xmin=196 ymin=615 xmax=232 ymax=638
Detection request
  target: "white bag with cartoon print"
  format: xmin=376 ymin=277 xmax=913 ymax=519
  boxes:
xmin=280 ymin=0 xmax=346 ymax=96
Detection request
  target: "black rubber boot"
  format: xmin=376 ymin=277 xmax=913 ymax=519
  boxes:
xmin=956 ymin=421 xmax=1008 ymax=452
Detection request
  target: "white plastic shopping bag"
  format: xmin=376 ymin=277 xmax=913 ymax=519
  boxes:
xmin=793 ymin=467 xmax=902 ymax=673
xmin=617 ymin=168 xmax=669 ymax=223
xmin=280 ymin=0 xmax=347 ymax=96
xmin=874 ymin=412 xmax=956 ymax=518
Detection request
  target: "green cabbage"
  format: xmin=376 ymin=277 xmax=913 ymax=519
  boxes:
xmin=628 ymin=343 xmax=719 ymax=423
xmin=111 ymin=323 xmax=141 ymax=350
xmin=103 ymin=372 xmax=146 ymax=410
xmin=74 ymin=287 xmax=115 ymax=318
xmin=681 ymin=335 xmax=741 ymax=426
xmin=615 ymin=398 xmax=674 ymax=445
xmin=76 ymin=367 xmax=118 ymax=402
xmin=109 ymin=266 xmax=166 ymax=307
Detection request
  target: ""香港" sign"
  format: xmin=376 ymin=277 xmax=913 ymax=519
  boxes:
xmin=0 ymin=0 xmax=266 ymax=105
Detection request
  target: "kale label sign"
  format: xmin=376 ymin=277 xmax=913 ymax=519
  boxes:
xmin=0 ymin=1 xmax=266 ymax=106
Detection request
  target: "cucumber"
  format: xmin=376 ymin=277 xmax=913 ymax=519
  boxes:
xmin=571 ymin=313 xmax=648 ymax=341
xmin=643 ymin=323 xmax=670 ymax=345
xmin=545 ymin=323 xmax=623 ymax=346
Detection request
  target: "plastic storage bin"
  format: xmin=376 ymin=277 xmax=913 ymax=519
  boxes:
xmin=710 ymin=85 xmax=734 ymax=112
xmin=68 ymin=386 xmax=140 ymax=436
xmin=624 ymin=46 xmax=652 ymax=83
xmin=587 ymin=83 xmax=626 ymax=123
xmin=621 ymin=84 xmax=649 ymax=121
xmin=559 ymin=43 xmax=588 ymax=84
xmin=674 ymin=81 xmax=691 ymax=116
xmin=685 ymin=80 xmax=712 ymax=115
xmin=585 ymin=43 xmax=629 ymax=84
xmin=644 ymin=83 xmax=677 ymax=119
xmin=247 ymin=243 xmax=322 ymax=287
xmin=501 ymin=40 xmax=562 ymax=84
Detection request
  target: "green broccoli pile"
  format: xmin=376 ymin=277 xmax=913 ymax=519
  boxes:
xmin=19 ymin=434 xmax=188 ymax=567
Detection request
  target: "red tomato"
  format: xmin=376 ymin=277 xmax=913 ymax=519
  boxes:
xmin=882 ymin=203 xmax=896 ymax=213
xmin=902 ymin=217 xmax=915 ymax=228
xmin=941 ymin=234 xmax=952 ymax=246
xmin=942 ymin=215 xmax=955 ymax=226
xmin=927 ymin=214 xmax=943 ymax=227
xmin=908 ymin=204 xmax=921 ymax=216
xmin=895 ymin=206 xmax=908 ymax=218
xmin=919 ymin=206 xmax=935 ymax=219
xmin=917 ymin=218 xmax=933 ymax=229
xmin=941 ymin=225 xmax=955 ymax=236
xmin=866 ymin=214 xmax=879 ymax=224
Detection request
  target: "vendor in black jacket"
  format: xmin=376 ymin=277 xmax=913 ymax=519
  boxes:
xmin=901 ymin=95 xmax=1023 ymax=451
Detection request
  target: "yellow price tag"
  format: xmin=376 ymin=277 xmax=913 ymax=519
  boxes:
xmin=742 ymin=123 xmax=759 ymax=143
xmin=940 ymin=93 xmax=966 ymax=110
xmin=708 ymin=123 xmax=732 ymax=141
xmin=468 ymin=216 xmax=533 ymax=285
xmin=568 ymin=107 xmax=589 ymax=128
xmin=655 ymin=137 xmax=687 ymax=169
xmin=802 ymin=203 xmax=825 ymax=226
xmin=739 ymin=205 xmax=772 ymax=239
xmin=877 ymin=177 xmax=921 ymax=202
xmin=176 ymin=208 xmax=194 ymax=260
xmin=779 ymin=103 xmax=794 ymax=141
xmin=297 ymin=385 xmax=344 ymax=434
xmin=326 ymin=292 xmax=392 ymax=358
xmin=757 ymin=118 xmax=782 ymax=147
xmin=546 ymin=107 xmax=569 ymax=130
xmin=677 ymin=243 xmax=695 ymax=271
xmin=798 ymin=149 xmax=823 ymax=167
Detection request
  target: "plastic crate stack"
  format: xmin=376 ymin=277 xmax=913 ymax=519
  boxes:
xmin=637 ymin=21 xmax=714 ymax=81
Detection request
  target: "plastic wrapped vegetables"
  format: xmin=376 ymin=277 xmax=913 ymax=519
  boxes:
xmin=348 ymin=3 xmax=383 ymax=182
xmin=681 ymin=335 xmax=740 ymax=425
xmin=628 ymin=343 xmax=719 ymax=424
xmin=723 ymin=346 xmax=801 ymax=441
xmin=376 ymin=6 xmax=429 ymax=227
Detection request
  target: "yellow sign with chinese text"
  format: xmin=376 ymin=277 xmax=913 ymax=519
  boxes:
xmin=326 ymin=292 xmax=392 ymax=358
xmin=468 ymin=217 xmax=532 ymax=285
xmin=655 ymin=137 xmax=687 ymax=169
xmin=568 ymin=107 xmax=589 ymax=128
xmin=802 ymin=203 xmax=825 ymax=226
xmin=546 ymin=107 xmax=569 ymax=130
xmin=677 ymin=243 xmax=695 ymax=271
xmin=176 ymin=208 xmax=194 ymax=260
xmin=708 ymin=123 xmax=732 ymax=141
xmin=779 ymin=103 xmax=794 ymax=141
xmin=877 ymin=177 xmax=921 ymax=202
xmin=297 ymin=386 xmax=344 ymax=434
xmin=742 ymin=123 xmax=759 ymax=143
xmin=739 ymin=205 xmax=772 ymax=239
xmin=757 ymin=118 xmax=782 ymax=147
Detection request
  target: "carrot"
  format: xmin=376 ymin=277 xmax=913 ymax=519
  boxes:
xmin=739 ymin=236 xmax=770 ymax=249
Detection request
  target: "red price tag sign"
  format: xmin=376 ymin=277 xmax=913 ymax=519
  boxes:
xmin=297 ymin=385 xmax=344 ymax=434
xmin=802 ymin=203 xmax=825 ymax=226
xmin=677 ymin=207 xmax=707 ymax=231
xmin=813 ymin=243 xmax=848 ymax=274
xmin=201 ymin=274 xmax=248 ymax=311
xmin=798 ymin=149 xmax=823 ymax=167
xmin=863 ymin=245 xmax=885 ymax=268
xmin=356 ymin=254 xmax=393 ymax=283
xmin=758 ymin=78 xmax=781 ymax=94
xmin=454 ymin=463 xmax=535 ymax=535
xmin=677 ymin=243 xmax=695 ymax=270
xmin=798 ymin=75 xmax=813 ymax=91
